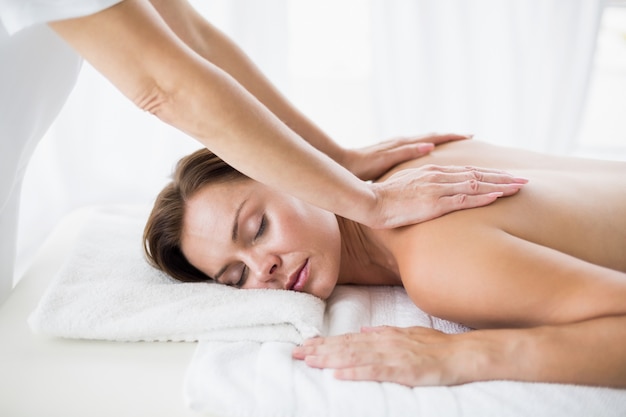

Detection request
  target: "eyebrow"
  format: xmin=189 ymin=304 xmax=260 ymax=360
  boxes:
xmin=212 ymin=198 xmax=248 ymax=281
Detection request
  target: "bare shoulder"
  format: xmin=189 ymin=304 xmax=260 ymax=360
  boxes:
xmin=391 ymin=212 xmax=626 ymax=330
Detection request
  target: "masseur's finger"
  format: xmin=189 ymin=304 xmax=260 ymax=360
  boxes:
xmin=445 ymin=179 xmax=526 ymax=197
xmin=418 ymin=133 xmax=472 ymax=145
xmin=419 ymin=165 xmax=529 ymax=185
xmin=367 ymin=164 xmax=529 ymax=228
xmin=376 ymin=133 xmax=471 ymax=148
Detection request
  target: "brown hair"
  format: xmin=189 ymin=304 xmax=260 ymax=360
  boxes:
xmin=143 ymin=148 xmax=246 ymax=282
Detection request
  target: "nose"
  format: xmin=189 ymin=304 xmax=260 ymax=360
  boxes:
xmin=246 ymin=250 xmax=280 ymax=285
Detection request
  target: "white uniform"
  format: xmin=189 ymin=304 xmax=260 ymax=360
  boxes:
xmin=0 ymin=0 xmax=123 ymax=304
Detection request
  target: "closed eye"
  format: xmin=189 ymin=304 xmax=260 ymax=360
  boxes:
xmin=230 ymin=215 xmax=266 ymax=288
xmin=254 ymin=214 xmax=267 ymax=241
xmin=236 ymin=264 xmax=248 ymax=288
xmin=234 ymin=215 xmax=265 ymax=288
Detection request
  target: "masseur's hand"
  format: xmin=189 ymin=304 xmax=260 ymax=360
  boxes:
xmin=365 ymin=164 xmax=526 ymax=229
xmin=292 ymin=326 xmax=490 ymax=387
xmin=342 ymin=133 xmax=471 ymax=181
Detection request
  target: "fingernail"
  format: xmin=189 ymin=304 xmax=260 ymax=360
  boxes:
xmin=417 ymin=143 xmax=435 ymax=151
xmin=465 ymin=134 xmax=474 ymax=139
xmin=292 ymin=349 xmax=307 ymax=359
xmin=512 ymin=177 xmax=529 ymax=183
xmin=489 ymin=192 xmax=504 ymax=198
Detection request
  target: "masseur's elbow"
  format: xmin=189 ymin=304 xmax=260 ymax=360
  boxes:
xmin=132 ymin=81 xmax=174 ymax=120
xmin=130 ymin=78 xmax=200 ymax=139
xmin=128 ymin=68 xmax=222 ymax=141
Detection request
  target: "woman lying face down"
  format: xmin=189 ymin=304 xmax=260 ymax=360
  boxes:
xmin=145 ymin=140 xmax=626 ymax=387
xmin=146 ymin=141 xmax=626 ymax=320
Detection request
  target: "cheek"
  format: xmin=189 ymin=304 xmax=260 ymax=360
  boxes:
xmin=274 ymin=198 xmax=341 ymax=255
xmin=286 ymin=205 xmax=341 ymax=299
xmin=317 ymin=213 xmax=341 ymax=245
xmin=297 ymin=205 xmax=339 ymax=244
xmin=306 ymin=211 xmax=342 ymax=274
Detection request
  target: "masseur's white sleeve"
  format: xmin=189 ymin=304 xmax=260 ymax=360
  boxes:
xmin=0 ymin=0 xmax=123 ymax=304
xmin=0 ymin=0 xmax=122 ymax=35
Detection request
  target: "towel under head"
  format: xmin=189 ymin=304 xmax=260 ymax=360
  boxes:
xmin=28 ymin=205 xmax=325 ymax=343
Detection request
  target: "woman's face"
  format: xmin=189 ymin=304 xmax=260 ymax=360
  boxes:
xmin=180 ymin=178 xmax=342 ymax=300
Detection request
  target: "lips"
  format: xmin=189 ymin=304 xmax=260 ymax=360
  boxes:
xmin=288 ymin=259 xmax=309 ymax=292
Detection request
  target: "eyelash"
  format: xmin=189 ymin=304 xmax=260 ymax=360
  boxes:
xmin=235 ymin=215 xmax=267 ymax=287
xmin=254 ymin=215 xmax=267 ymax=241
xmin=236 ymin=265 xmax=248 ymax=288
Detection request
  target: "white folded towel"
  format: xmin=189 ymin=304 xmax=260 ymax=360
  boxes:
xmin=184 ymin=286 xmax=626 ymax=417
xmin=28 ymin=205 xmax=325 ymax=343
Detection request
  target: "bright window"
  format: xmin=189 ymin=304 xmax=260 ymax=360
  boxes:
xmin=577 ymin=4 xmax=626 ymax=160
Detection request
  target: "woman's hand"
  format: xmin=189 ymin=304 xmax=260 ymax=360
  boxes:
xmin=292 ymin=326 xmax=495 ymax=387
xmin=342 ymin=133 xmax=471 ymax=181
xmin=365 ymin=165 xmax=527 ymax=229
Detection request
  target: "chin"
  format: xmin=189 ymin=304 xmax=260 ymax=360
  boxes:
xmin=310 ymin=277 xmax=338 ymax=300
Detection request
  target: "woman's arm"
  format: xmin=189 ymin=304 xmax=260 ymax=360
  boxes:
xmin=293 ymin=315 xmax=626 ymax=387
xmin=48 ymin=0 xmax=524 ymax=228
xmin=294 ymin=213 xmax=626 ymax=386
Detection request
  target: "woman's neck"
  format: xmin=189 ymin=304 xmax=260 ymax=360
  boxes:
xmin=336 ymin=216 xmax=402 ymax=286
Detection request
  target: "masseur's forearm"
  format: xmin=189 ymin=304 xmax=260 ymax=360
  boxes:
xmin=49 ymin=0 xmax=375 ymax=224
xmin=475 ymin=314 xmax=626 ymax=387
xmin=149 ymin=0 xmax=346 ymax=164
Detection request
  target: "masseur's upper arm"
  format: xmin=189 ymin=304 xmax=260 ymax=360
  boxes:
xmin=399 ymin=219 xmax=626 ymax=329
xmin=48 ymin=0 xmax=210 ymax=121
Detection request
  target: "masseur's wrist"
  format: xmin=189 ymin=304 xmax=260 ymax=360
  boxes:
xmin=334 ymin=147 xmax=358 ymax=174
xmin=352 ymin=182 xmax=388 ymax=229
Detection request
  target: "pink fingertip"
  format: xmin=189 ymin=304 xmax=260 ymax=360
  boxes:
xmin=292 ymin=347 xmax=306 ymax=359
xmin=304 ymin=355 xmax=321 ymax=367
xmin=417 ymin=143 xmax=435 ymax=152
xmin=334 ymin=369 xmax=350 ymax=380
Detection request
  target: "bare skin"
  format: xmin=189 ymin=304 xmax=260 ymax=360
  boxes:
xmin=172 ymin=140 xmax=625 ymax=387
xmin=48 ymin=0 xmax=525 ymax=229
xmin=293 ymin=140 xmax=626 ymax=387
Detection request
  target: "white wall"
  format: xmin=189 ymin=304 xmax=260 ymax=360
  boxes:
xmin=15 ymin=0 xmax=624 ymax=284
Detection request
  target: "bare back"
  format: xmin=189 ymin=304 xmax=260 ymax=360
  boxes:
xmin=376 ymin=141 xmax=626 ymax=329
